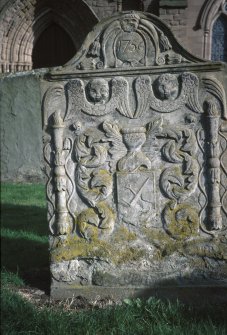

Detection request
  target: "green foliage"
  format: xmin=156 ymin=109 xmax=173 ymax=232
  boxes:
xmin=1 ymin=183 xmax=49 ymax=288
xmin=1 ymin=269 xmax=25 ymax=287
xmin=1 ymin=288 xmax=227 ymax=335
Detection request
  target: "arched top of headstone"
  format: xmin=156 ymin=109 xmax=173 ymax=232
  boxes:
xmin=51 ymin=11 xmax=206 ymax=77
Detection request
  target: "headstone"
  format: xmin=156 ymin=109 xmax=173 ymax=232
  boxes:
xmin=42 ymin=12 xmax=227 ymax=301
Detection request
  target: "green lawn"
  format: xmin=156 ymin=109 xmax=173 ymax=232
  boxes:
xmin=1 ymin=183 xmax=49 ymax=291
xmin=1 ymin=183 xmax=227 ymax=335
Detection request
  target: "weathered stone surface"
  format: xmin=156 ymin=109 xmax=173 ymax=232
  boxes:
xmin=1 ymin=71 xmax=46 ymax=182
xmin=42 ymin=12 xmax=227 ymax=301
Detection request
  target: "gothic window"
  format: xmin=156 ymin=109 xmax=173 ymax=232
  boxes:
xmin=211 ymin=14 xmax=227 ymax=61
xmin=32 ymin=23 xmax=76 ymax=69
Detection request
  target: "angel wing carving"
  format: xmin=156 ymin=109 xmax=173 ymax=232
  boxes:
xmin=149 ymin=72 xmax=202 ymax=114
xmin=65 ymin=79 xmax=112 ymax=120
xmin=134 ymin=75 xmax=151 ymax=118
xmin=181 ymin=72 xmax=203 ymax=114
xmin=202 ymin=77 xmax=227 ymax=120
xmin=65 ymin=77 xmax=133 ymax=120
xmin=111 ymin=77 xmax=133 ymax=118
xmin=43 ymin=85 xmax=66 ymax=125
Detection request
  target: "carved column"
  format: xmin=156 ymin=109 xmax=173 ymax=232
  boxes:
xmin=204 ymin=100 xmax=222 ymax=230
xmin=52 ymin=110 xmax=68 ymax=235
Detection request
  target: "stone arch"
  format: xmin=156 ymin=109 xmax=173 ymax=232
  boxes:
xmin=32 ymin=23 xmax=76 ymax=69
xmin=198 ymin=0 xmax=227 ymax=59
xmin=0 ymin=0 xmax=99 ymax=73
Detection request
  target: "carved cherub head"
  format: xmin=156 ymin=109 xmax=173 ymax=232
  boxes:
xmin=120 ymin=13 xmax=140 ymax=32
xmin=87 ymin=79 xmax=109 ymax=104
xmin=155 ymin=74 xmax=179 ymax=101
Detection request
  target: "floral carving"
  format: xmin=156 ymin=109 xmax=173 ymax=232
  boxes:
xmin=73 ymin=121 xmax=126 ymax=239
xmin=74 ymin=127 xmax=111 ymax=207
xmin=156 ymin=125 xmax=199 ymax=238
xmin=159 ymin=127 xmax=199 ymax=201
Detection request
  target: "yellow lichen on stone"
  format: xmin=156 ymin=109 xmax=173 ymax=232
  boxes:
xmin=114 ymin=247 xmax=146 ymax=264
xmin=76 ymin=207 xmax=99 ymax=240
xmin=51 ymin=225 xmax=145 ymax=265
xmin=112 ymin=226 xmax=137 ymax=242
xmin=163 ymin=201 xmax=199 ymax=240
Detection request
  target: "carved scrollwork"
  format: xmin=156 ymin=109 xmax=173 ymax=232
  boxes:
xmin=156 ymin=125 xmax=199 ymax=235
xmin=74 ymin=126 xmax=111 ymax=207
xmin=76 ymin=202 xmax=115 ymax=240
xmin=146 ymin=118 xmax=201 ymax=239
xmin=73 ymin=121 xmax=126 ymax=239
xmin=102 ymin=121 xmax=127 ymax=171
xmin=163 ymin=201 xmax=199 ymax=240
xmin=64 ymin=12 xmax=198 ymax=72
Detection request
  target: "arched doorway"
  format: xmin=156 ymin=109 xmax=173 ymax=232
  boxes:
xmin=32 ymin=23 xmax=76 ymax=68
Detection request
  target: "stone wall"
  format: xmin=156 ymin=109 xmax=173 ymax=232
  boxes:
xmin=158 ymin=0 xmax=226 ymax=59
xmin=0 ymin=70 xmax=45 ymax=182
xmin=1 ymin=0 xmax=225 ymax=72
xmin=86 ymin=0 xmax=117 ymax=19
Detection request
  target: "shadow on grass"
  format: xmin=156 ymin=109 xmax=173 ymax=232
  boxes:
xmin=1 ymin=203 xmax=50 ymax=294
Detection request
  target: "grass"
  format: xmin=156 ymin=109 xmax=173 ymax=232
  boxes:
xmin=1 ymin=183 xmax=49 ymax=290
xmin=1 ymin=183 xmax=227 ymax=334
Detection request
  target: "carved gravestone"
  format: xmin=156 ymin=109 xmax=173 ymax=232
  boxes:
xmin=42 ymin=12 xmax=227 ymax=300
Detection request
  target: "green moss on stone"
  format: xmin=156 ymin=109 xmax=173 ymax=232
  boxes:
xmin=51 ymin=226 xmax=144 ymax=265
xmin=163 ymin=202 xmax=199 ymax=240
